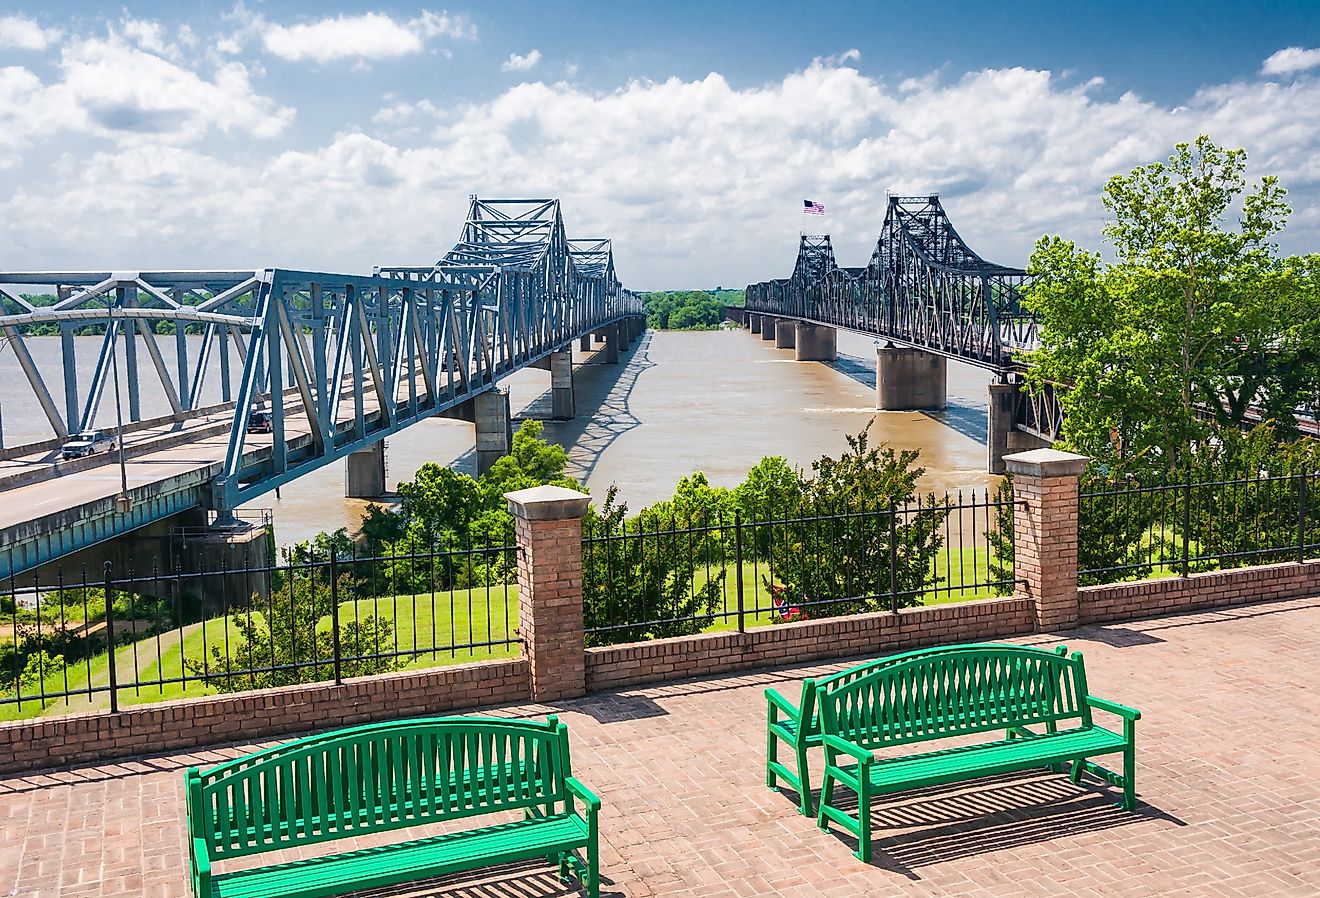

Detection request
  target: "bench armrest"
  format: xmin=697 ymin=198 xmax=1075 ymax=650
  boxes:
xmin=191 ymin=838 xmax=211 ymax=898
xmin=765 ymin=687 xmax=801 ymax=721
xmin=1087 ymin=695 xmax=1142 ymax=722
xmin=565 ymin=776 xmax=601 ymax=812
xmin=822 ymin=733 xmax=874 ymax=765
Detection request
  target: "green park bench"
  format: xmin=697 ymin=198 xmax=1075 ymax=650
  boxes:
xmin=185 ymin=715 xmax=601 ymax=898
xmin=766 ymin=644 xmax=958 ymax=815
xmin=815 ymin=643 xmax=1140 ymax=863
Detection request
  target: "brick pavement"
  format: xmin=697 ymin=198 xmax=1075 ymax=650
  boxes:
xmin=4 ymin=595 xmax=1320 ymax=897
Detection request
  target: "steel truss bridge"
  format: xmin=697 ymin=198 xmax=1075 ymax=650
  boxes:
xmin=0 ymin=197 xmax=641 ymax=574
xmin=744 ymin=195 xmax=1056 ymax=438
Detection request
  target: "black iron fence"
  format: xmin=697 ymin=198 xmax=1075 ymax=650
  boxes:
xmin=1078 ymin=471 xmax=1320 ymax=584
xmin=1 ymin=537 xmax=518 ymax=719
xmin=581 ymin=489 xmax=1018 ymax=645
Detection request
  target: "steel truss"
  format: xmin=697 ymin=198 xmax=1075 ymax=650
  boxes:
xmin=745 ymin=195 xmax=1039 ymax=369
xmin=0 ymin=197 xmax=640 ymax=516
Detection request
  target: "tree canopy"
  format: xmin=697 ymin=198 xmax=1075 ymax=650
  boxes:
xmin=641 ymin=289 xmax=743 ymax=330
xmin=1023 ymin=135 xmax=1320 ymax=472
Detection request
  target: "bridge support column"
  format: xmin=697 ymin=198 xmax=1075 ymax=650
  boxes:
xmin=617 ymin=321 xmax=632 ymax=353
xmin=475 ymin=389 xmax=513 ymax=476
xmin=579 ymin=334 xmax=591 ymax=352
xmin=345 ymin=441 xmax=387 ymax=498
xmin=760 ymin=317 xmax=777 ymax=341
xmin=988 ymin=381 xmax=1015 ymax=475
xmin=630 ymin=317 xmax=645 ymax=341
xmin=550 ymin=349 xmax=575 ymax=420
xmin=876 ymin=344 xmax=946 ymax=410
xmin=794 ymin=323 xmax=837 ymax=362
xmin=774 ymin=319 xmax=796 ymax=349
xmin=600 ymin=327 xmax=620 ymax=364
xmin=749 ymin=313 xmax=761 ymax=334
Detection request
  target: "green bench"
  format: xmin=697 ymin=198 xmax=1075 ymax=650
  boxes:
xmin=815 ymin=643 xmax=1140 ymax=863
xmin=185 ymin=715 xmax=601 ymax=898
xmin=766 ymin=645 xmax=955 ymax=815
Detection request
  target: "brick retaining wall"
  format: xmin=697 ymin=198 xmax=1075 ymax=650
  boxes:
xmin=1079 ymin=560 xmax=1320 ymax=624
xmin=0 ymin=658 xmax=528 ymax=775
xmin=587 ymin=598 xmax=1034 ymax=691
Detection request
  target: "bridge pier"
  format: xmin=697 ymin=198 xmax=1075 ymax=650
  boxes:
xmin=579 ymin=334 xmax=591 ymax=352
xmin=345 ymin=441 xmax=387 ymax=498
xmin=774 ymin=319 xmax=797 ymax=349
xmin=988 ymin=380 xmax=1053 ymax=473
xmin=759 ymin=317 xmax=777 ymax=341
xmin=876 ymin=343 xmax=946 ymax=411
xmin=548 ymin=349 xmax=575 ymax=420
xmin=475 ymin=389 xmax=513 ymax=475
xmin=598 ymin=326 xmax=620 ymax=364
xmin=749 ymin=313 xmax=761 ymax=334
xmin=794 ymin=323 xmax=837 ymax=362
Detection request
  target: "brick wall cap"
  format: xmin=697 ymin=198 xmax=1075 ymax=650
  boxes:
xmin=1004 ymin=448 xmax=1089 ymax=478
xmin=505 ymin=485 xmax=591 ymax=520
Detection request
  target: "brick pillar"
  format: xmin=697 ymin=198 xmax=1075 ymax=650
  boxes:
xmin=1004 ymin=448 xmax=1089 ymax=631
xmin=506 ymin=485 xmax=591 ymax=702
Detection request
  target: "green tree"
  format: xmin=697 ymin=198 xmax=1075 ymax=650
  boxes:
xmin=1024 ymin=136 xmax=1302 ymax=471
xmin=581 ymin=487 xmax=726 ymax=646
xmin=765 ymin=424 xmax=948 ymax=615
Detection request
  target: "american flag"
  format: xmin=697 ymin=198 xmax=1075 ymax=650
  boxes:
xmin=803 ymin=200 xmax=825 ymax=215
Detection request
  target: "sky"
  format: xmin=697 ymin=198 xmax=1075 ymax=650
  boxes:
xmin=1 ymin=1 xmax=1319 ymax=290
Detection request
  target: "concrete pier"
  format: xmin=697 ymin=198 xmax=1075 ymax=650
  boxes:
xmin=749 ymin=313 xmax=761 ymax=334
xmin=760 ymin=317 xmax=777 ymax=341
xmin=580 ymin=334 xmax=591 ymax=352
xmin=774 ymin=318 xmax=797 ymax=349
xmin=876 ymin=343 xmax=947 ymax=410
xmin=550 ymin=348 xmax=575 ymax=419
xmin=988 ymin=381 xmax=1015 ymax=475
xmin=600 ymin=326 xmax=620 ymax=364
xmin=475 ymin=389 xmax=513 ymax=475
xmin=794 ymin=323 xmax=837 ymax=361
xmin=345 ymin=441 xmax=387 ymax=498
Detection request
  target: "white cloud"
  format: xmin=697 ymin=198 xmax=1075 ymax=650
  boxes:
xmin=121 ymin=17 xmax=172 ymax=57
xmin=502 ymin=49 xmax=542 ymax=73
xmin=1262 ymin=46 xmax=1320 ymax=77
xmin=260 ymin=10 xmax=476 ymax=63
xmin=4 ymin=57 xmax=1320 ymax=289
xmin=0 ymin=14 xmax=62 ymax=50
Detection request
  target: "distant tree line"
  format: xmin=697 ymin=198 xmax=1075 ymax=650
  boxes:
xmin=641 ymin=289 xmax=744 ymax=330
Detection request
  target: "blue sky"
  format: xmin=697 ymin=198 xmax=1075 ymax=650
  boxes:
xmin=2 ymin=1 xmax=1319 ymax=288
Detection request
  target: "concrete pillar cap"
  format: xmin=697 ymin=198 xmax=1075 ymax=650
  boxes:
xmin=505 ymin=484 xmax=591 ymax=520
xmin=1003 ymin=448 xmax=1089 ymax=478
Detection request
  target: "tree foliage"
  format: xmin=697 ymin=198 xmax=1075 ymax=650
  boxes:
xmin=641 ymin=289 xmax=743 ymax=330
xmin=1023 ymin=135 xmax=1318 ymax=473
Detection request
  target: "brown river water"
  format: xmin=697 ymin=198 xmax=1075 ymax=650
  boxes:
xmin=0 ymin=329 xmax=995 ymax=548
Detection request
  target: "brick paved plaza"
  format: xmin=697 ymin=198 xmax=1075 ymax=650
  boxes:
xmin=3 ymin=595 xmax=1319 ymax=898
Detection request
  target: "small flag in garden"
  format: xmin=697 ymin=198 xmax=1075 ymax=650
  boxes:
xmin=804 ymin=200 xmax=825 ymax=215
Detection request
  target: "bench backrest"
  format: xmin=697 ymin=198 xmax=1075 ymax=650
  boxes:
xmin=186 ymin=716 xmax=571 ymax=861
xmin=819 ymin=644 xmax=1091 ymax=750
xmin=796 ymin=645 xmax=978 ymax=741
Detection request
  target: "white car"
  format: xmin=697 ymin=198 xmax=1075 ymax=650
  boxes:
xmin=60 ymin=429 xmax=118 ymax=460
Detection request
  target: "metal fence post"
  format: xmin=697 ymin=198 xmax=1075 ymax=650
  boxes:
xmin=889 ymin=498 xmax=899 ymax=614
xmin=329 ymin=548 xmax=343 ymax=686
xmin=1181 ymin=468 xmax=1192 ymax=578
xmin=1299 ymin=472 xmax=1308 ymax=565
xmin=734 ymin=510 xmax=745 ymax=633
xmin=103 ymin=561 xmax=119 ymax=713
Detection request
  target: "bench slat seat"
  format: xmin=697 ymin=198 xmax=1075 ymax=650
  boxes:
xmin=850 ymin=726 xmax=1125 ymax=794
xmin=814 ymin=643 xmax=1140 ymax=863
xmin=210 ymin=815 xmax=589 ymax=898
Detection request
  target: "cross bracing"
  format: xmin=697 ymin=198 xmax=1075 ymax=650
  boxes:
xmin=745 ymin=194 xmax=1039 ymax=369
xmin=0 ymin=197 xmax=641 ymax=520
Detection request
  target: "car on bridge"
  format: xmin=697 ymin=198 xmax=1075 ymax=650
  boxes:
xmin=60 ymin=429 xmax=118 ymax=460
xmin=247 ymin=410 xmax=273 ymax=434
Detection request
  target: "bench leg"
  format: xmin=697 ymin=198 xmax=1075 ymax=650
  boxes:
xmin=766 ymin=726 xmax=778 ymax=790
xmin=1122 ymin=744 xmax=1137 ymax=812
xmin=586 ymin=844 xmax=600 ymax=898
xmin=796 ymin=744 xmax=812 ymax=816
xmin=855 ymin=778 xmax=872 ymax=864
xmin=557 ymin=851 xmax=569 ymax=883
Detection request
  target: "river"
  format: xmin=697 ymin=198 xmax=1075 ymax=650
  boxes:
xmin=0 ymin=328 xmax=995 ymax=548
